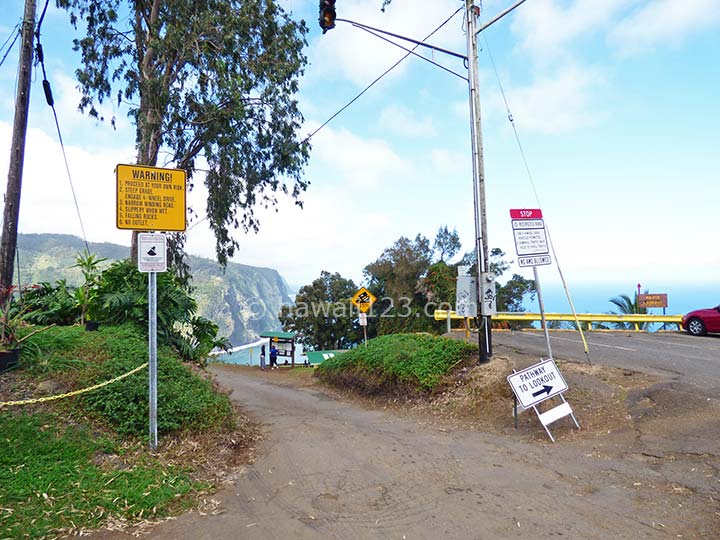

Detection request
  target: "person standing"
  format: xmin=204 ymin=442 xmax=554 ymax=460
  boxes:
xmin=269 ymin=345 xmax=278 ymax=369
xmin=260 ymin=344 xmax=266 ymax=370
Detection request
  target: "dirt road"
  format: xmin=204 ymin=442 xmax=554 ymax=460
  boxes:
xmin=92 ymin=355 xmax=719 ymax=540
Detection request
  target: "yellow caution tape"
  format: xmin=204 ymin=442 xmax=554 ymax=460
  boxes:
xmin=0 ymin=362 xmax=149 ymax=408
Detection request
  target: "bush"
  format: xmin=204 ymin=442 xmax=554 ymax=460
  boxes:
xmin=316 ymin=333 xmax=477 ymax=394
xmin=21 ymin=324 xmax=234 ymax=436
xmin=96 ymin=260 xmax=229 ymax=363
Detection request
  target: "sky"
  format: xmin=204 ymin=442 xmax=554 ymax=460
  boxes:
xmin=1 ymin=0 xmax=719 ymax=303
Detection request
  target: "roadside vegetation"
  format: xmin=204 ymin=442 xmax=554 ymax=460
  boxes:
xmin=282 ymin=226 xmax=537 ymax=351
xmin=315 ymin=333 xmax=478 ymax=395
xmin=1 ymin=324 xmax=251 ymax=540
xmin=0 ymin=253 xmax=251 ymax=539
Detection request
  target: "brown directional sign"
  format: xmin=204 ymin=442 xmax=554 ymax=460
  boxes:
xmin=638 ymin=293 xmax=668 ymax=309
xmin=116 ymin=164 xmax=186 ymax=231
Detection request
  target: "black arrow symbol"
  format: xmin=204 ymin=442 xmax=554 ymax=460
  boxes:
xmin=532 ymin=385 xmax=552 ymax=398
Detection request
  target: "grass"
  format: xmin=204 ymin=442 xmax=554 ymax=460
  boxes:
xmin=315 ymin=333 xmax=478 ymax=394
xmin=0 ymin=413 xmax=203 ymax=540
xmin=0 ymin=324 xmax=240 ymax=539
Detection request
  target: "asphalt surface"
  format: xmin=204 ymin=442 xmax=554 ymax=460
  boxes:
xmin=492 ymin=330 xmax=720 ymax=393
xmin=90 ymin=358 xmax=720 ymax=540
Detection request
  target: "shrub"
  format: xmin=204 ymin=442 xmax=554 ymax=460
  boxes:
xmin=316 ymin=333 xmax=477 ymax=394
xmin=21 ymin=324 xmax=234 ymax=436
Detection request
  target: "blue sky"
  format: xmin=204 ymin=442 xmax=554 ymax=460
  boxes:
xmin=1 ymin=0 xmax=719 ymax=301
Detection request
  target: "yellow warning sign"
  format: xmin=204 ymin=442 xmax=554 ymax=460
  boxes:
xmin=116 ymin=164 xmax=186 ymax=231
xmin=351 ymin=287 xmax=377 ymax=313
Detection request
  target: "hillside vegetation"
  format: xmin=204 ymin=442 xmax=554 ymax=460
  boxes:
xmin=0 ymin=324 xmax=255 ymax=540
xmin=16 ymin=233 xmax=291 ymax=345
xmin=315 ymin=334 xmax=478 ymax=395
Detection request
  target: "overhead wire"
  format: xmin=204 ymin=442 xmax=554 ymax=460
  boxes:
xmin=34 ymin=0 xmax=90 ymax=254
xmin=481 ymin=33 xmax=592 ymax=365
xmin=304 ymin=6 xmax=463 ymax=142
xmin=0 ymin=24 xmax=21 ymax=69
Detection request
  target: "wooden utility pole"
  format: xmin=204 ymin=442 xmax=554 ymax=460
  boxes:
xmin=1 ymin=0 xmax=37 ymax=290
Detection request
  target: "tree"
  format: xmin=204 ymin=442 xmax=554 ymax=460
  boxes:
xmin=609 ymin=291 xmax=649 ymax=330
xmin=57 ymin=0 xmax=310 ymax=276
xmin=433 ymin=226 xmax=461 ymax=262
xmin=364 ymin=234 xmax=433 ymax=302
xmin=279 ymin=271 xmax=361 ymax=350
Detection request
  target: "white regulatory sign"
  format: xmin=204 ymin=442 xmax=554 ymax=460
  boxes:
xmin=138 ymin=233 xmax=167 ymax=273
xmin=518 ymin=254 xmax=552 ymax=267
xmin=507 ymin=359 xmax=568 ymax=408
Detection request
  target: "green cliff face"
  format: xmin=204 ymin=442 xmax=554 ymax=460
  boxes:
xmin=16 ymin=233 xmax=291 ymax=346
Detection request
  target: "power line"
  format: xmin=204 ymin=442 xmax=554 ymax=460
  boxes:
xmin=482 ymin=33 xmax=592 ymax=364
xmin=0 ymin=24 xmax=21 ymax=69
xmin=304 ymin=7 xmax=463 ymax=142
xmin=34 ymin=33 xmax=90 ymax=254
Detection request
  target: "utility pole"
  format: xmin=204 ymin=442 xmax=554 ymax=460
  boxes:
xmin=1 ymin=0 xmax=36 ymax=291
xmin=465 ymin=0 xmax=492 ymax=363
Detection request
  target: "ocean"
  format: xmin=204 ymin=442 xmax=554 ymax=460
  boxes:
xmin=525 ymin=282 xmax=719 ymax=315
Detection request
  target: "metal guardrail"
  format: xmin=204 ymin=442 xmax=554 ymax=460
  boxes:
xmin=433 ymin=310 xmax=683 ymax=331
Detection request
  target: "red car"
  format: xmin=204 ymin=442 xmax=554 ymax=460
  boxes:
xmin=682 ymin=306 xmax=720 ymax=336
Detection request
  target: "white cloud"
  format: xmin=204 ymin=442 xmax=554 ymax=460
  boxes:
xmin=609 ymin=0 xmax=720 ymax=54
xmin=378 ymin=103 xmax=436 ymax=136
xmin=487 ymin=65 xmax=605 ymax=134
xmin=309 ymin=124 xmax=413 ymax=188
xmin=0 ymin=121 xmax=135 ymax=247
xmin=511 ymin=0 xmax=634 ymax=61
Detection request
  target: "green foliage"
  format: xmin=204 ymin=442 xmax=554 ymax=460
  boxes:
xmin=609 ymin=291 xmax=649 ymax=330
xmin=21 ymin=281 xmax=79 ymax=326
xmin=96 ymin=259 xmax=228 ymax=362
xmin=78 ymin=325 xmax=234 ymax=435
xmin=364 ymin=234 xmax=433 ymax=302
xmin=20 ymin=325 xmax=234 ymax=435
xmin=57 ymin=0 xmax=311 ymax=267
xmin=316 ymin=333 xmax=477 ymax=393
xmin=375 ymin=306 xmax=444 ymax=336
xmin=0 ymin=413 xmax=201 ymax=540
xmin=71 ymin=250 xmax=108 ymax=323
xmin=279 ymin=271 xmax=361 ymax=350
xmin=433 ymin=225 xmax=461 ymax=262
xmin=417 ymin=261 xmax=456 ymax=305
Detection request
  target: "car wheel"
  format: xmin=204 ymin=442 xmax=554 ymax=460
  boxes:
xmin=686 ymin=317 xmax=707 ymax=336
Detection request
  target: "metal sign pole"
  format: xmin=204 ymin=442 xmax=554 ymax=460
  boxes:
xmin=148 ymin=271 xmax=158 ymax=450
xmin=533 ymin=266 xmax=553 ymax=360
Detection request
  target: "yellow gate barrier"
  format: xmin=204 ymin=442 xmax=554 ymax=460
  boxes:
xmin=434 ymin=310 xmax=683 ymax=332
xmin=0 ymin=362 xmax=149 ymax=408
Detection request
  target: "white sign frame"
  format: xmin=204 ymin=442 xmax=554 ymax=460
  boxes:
xmin=507 ymin=358 xmax=568 ymax=409
xmin=138 ymin=233 xmax=167 ymax=273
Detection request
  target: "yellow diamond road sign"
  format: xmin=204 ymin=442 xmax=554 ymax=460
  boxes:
xmin=352 ymin=287 xmax=376 ymax=313
xmin=116 ymin=164 xmax=186 ymax=231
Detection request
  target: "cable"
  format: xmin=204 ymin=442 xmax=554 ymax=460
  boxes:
xmin=0 ymin=24 xmax=21 ymax=69
xmin=304 ymin=7 xmax=463 ymax=142
xmin=34 ymin=36 xmax=90 ymax=254
xmin=353 ymin=25 xmax=467 ymax=81
xmin=482 ymin=34 xmax=592 ymax=365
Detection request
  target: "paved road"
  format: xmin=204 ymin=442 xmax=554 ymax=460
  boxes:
xmin=91 ymin=363 xmax=719 ymax=540
xmin=492 ymin=331 xmax=720 ymax=393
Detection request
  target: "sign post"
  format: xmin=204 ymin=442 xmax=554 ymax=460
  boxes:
xmin=352 ymin=288 xmax=376 ymax=347
xmin=510 ymin=209 xmax=553 ymax=359
xmin=118 ymin=163 xmax=186 ymax=451
xmin=138 ymin=233 xmax=167 ymax=451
